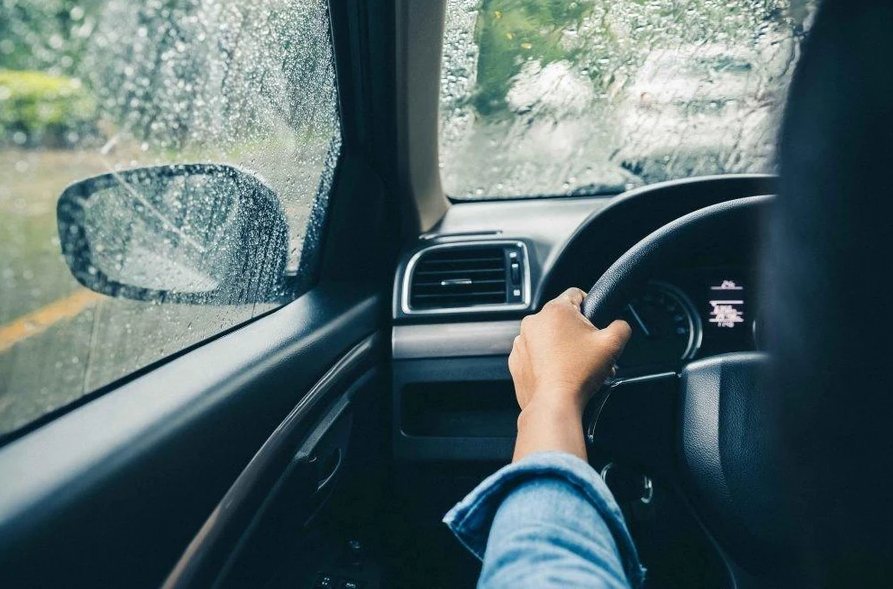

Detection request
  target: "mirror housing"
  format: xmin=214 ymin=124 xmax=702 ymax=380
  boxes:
xmin=57 ymin=164 xmax=290 ymax=305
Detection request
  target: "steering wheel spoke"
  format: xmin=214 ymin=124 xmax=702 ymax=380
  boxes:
xmin=586 ymin=372 xmax=679 ymax=482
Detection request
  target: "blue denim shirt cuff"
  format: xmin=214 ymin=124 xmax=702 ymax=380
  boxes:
xmin=443 ymin=451 xmax=646 ymax=588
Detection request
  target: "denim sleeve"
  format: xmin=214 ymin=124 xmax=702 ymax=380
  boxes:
xmin=443 ymin=452 xmax=646 ymax=589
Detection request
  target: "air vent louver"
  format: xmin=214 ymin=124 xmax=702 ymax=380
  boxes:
xmin=408 ymin=244 xmax=526 ymax=311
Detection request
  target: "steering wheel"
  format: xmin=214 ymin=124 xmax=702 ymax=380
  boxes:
xmin=581 ymin=195 xmax=780 ymax=587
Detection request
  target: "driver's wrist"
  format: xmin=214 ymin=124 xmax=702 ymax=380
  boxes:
xmin=518 ymin=396 xmax=583 ymax=430
xmin=514 ymin=397 xmax=587 ymax=462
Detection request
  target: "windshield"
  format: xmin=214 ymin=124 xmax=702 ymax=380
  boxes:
xmin=439 ymin=0 xmax=816 ymax=200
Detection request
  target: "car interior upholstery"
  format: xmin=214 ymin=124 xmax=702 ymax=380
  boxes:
xmin=1 ymin=0 xmax=892 ymax=588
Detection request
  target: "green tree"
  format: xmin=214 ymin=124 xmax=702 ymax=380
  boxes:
xmin=473 ymin=0 xmax=593 ymax=116
xmin=469 ymin=0 xmax=811 ymax=119
xmin=0 ymin=0 xmax=105 ymax=75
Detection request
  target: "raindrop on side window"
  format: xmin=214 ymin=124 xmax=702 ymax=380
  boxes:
xmin=0 ymin=0 xmax=342 ymax=435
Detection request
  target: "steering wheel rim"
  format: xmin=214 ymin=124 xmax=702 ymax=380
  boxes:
xmin=581 ymin=195 xmax=788 ymax=586
xmin=581 ymin=195 xmax=773 ymax=328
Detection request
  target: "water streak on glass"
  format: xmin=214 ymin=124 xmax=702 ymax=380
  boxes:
xmin=0 ymin=0 xmax=341 ymax=435
xmin=440 ymin=0 xmax=816 ymax=199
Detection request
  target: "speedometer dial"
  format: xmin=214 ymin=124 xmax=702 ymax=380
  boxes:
xmin=617 ymin=281 xmax=701 ymax=373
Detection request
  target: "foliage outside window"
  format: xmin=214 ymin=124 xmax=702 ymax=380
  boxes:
xmin=440 ymin=0 xmax=816 ymax=199
xmin=0 ymin=0 xmax=341 ymax=436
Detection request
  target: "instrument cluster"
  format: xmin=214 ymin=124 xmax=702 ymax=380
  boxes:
xmin=617 ymin=266 xmax=756 ymax=376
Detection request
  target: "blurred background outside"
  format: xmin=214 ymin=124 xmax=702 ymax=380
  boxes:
xmin=0 ymin=0 xmax=815 ymax=434
xmin=0 ymin=0 xmax=339 ymax=434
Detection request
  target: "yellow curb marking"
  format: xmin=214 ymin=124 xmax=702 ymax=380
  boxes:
xmin=0 ymin=289 xmax=103 ymax=353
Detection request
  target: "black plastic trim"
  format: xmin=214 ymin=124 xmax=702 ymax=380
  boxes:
xmin=393 ymin=175 xmax=777 ymax=323
xmin=163 ymin=334 xmax=382 ymax=589
xmin=393 ymin=356 xmax=516 ymax=462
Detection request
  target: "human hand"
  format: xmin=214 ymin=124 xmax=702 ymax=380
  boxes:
xmin=509 ymin=287 xmax=631 ymax=461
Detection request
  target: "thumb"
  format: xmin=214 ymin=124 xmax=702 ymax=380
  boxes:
xmin=596 ymin=319 xmax=632 ymax=362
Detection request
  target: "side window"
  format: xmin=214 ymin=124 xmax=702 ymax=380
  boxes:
xmin=0 ymin=0 xmax=341 ymax=436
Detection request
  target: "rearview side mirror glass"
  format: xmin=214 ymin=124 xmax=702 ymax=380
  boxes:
xmin=56 ymin=164 xmax=289 ymax=304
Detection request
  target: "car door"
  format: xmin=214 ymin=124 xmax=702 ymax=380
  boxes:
xmin=0 ymin=1 xmax=395 ymax=587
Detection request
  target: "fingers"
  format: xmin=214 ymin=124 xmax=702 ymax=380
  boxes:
xmin=509 ymin=333 xmax=532 ymax=408
xmin=555 ymin=287 xmax=587 ymax=308
xmin=508 ymin=335 xmax=521 ymax=368
xmin=508 ymin=334 xmax=526 ymax=376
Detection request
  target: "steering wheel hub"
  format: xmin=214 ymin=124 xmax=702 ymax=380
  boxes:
xmin=679 ymin=353 xmax=788 ymax=570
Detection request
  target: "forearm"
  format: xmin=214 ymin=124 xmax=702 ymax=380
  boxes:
xmin=513 ymin=399 xmax=587 ymax=463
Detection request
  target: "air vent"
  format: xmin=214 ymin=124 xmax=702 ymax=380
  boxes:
xmin=405 ymin=242 xmax=528 ymax=313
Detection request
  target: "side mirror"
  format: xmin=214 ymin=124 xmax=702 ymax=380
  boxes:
xmin=56 ymin=164 xmax=290 ymax=305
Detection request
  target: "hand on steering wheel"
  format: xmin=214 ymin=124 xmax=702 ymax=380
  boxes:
xmin=509 ymin=287 xmax=631 ymax=463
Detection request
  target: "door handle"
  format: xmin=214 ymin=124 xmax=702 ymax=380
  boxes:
xmin=313 ymin=447 xmax=343 ymax=493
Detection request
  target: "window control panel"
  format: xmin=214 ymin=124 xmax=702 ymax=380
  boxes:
xmin=296 ymin=539 xmax=378 ymax=589
xmin=313 ymin=573 xmax=363 ymax=589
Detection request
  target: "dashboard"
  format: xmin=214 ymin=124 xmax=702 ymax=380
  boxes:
xmin=390 ymin=175 xmax=775 ymax=463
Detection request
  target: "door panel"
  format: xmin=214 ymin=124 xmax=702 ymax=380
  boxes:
xmin=164 ymin=337 xmax=383 ymax=589
xmin=0 ymin=287 xmax=385 ymax=588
